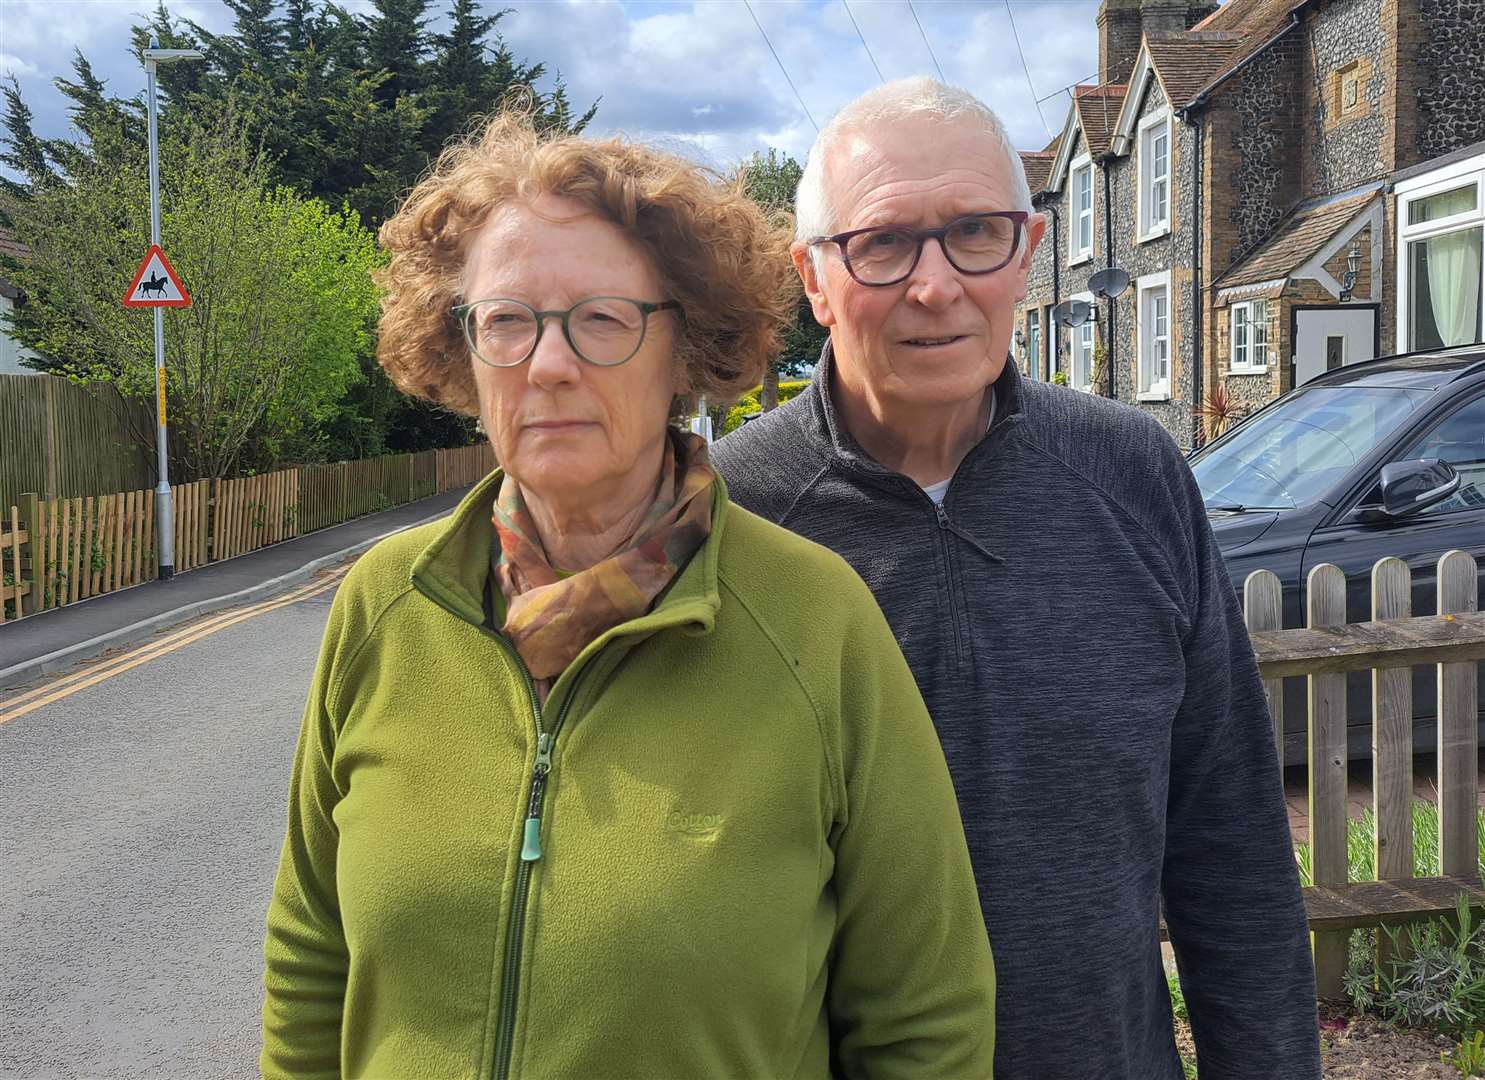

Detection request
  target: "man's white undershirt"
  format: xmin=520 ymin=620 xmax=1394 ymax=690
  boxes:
xmin=919 ymin=390 xmax=996 ymax=506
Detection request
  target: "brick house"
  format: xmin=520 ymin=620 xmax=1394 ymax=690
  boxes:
xmin=1014 ymin=0 xmax=1485 ymax=448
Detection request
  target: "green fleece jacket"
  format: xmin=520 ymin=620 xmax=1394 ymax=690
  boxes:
xmin=260 ymin=470 xmax=995 ymax=1080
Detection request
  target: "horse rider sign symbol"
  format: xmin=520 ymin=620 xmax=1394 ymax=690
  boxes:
xmin=122 ymin=245 xmax=191 ymax=308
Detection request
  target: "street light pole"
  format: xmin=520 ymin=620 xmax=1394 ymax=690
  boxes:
xmin=141 ymin=37 xmax=203 ymax=580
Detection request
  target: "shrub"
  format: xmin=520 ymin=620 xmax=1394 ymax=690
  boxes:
xmin=720 ymin=380 xmax=810 ymax=436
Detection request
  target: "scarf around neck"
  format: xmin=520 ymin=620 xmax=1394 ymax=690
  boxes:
xmin=492 ymin=428 xmax=716 ymax=684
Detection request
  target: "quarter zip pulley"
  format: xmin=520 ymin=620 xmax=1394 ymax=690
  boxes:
xmin=521 ymin=733 xmax=553 ymax=861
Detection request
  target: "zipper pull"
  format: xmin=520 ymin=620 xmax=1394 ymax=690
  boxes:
xmin=934 ymin=503 xmax=951 ymax=528
xmin=521 ymin=733 xmax=553 ymax=862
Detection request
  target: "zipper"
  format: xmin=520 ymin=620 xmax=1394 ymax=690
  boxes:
xmin=489 ymin=636 xmax=588 ymax=1080
xmin=933 ymin=502 xmax=968 ymax=664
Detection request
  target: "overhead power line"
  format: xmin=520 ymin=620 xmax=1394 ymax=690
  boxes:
xmin=842 ymin=0 xmax=886 ymax=84
xmin=743 ymin=0 xmax=819 ymax=132
xmin=907 ymin=0 xmax=948 ymax=83
xmin=1038 ymin=71 xmax=1099 ymax=104
xmin=1005 ymin=0 xmax=1052 ymax=138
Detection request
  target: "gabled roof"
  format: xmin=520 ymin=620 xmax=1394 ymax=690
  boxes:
xmin=1185 ymin=0 xmax=1309 ymax=104
xmin=1211 ymin=188 xmax=1379 ymax=289
xmin=1145 ymin=31 xmax=1245 ymax=107
xmin=1043 ymin=83 xmax=1127 ymax=194
xmin=1072 ymin=84 xmax=1128 ymax=157
xmin=1018 ymin=150 xmax=1057 ymax=194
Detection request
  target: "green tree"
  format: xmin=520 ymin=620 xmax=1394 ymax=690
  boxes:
xmin=4 ymin=1 xmax=595 ymax=462
xmin=0 ymin=107 xmax=384 ymax=480
xmin=740 ymin=148 xmax=825 ymax=410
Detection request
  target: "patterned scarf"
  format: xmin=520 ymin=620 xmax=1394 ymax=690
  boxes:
xmin=492 ymin=428 xmax=716 ymax=686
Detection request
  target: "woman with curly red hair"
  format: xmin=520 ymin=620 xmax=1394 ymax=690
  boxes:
xmin=260 ymin=111 xmax=995 ymax=1080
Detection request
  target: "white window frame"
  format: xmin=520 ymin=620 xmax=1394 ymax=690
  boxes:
xmin=1137 ymin=109 xmax=1172 ymax=243
xmin=1136 ymin=271 xmax=1172 ymax=400
xmin=1027 ymin=308 xmax=1041 ymax=381
xmin=1395 ymin=154 xmax=1485 ymax=353
xmin=1070 ymin=291 xmax=1096 ymax=392
xmin=1229 ymin=298 xmax=1270 ymax=373
xmin=1069 ymin=154 xmax=1094 ymax=266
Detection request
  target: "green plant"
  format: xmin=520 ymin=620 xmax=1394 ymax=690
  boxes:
xmin=1446 ymin=1030 xmax=1485 ymax=1076
xmin=1051 ymin=371 xmax=1070 ymax=387
xmin=720 ymin=380 xmax=811 ymax=436
xmin=89 ymin=540 xmax=105 ymax=573
xmin=369 ymin=492 xmax=394 ymax=514
xmin=1167 ymin=972 xmax=1197 ymax=1077
xmin=1167 ymin=971 xmax=1188 ymax=1022
xmin=1346 ymin=894 xmax=1485 ymax=1037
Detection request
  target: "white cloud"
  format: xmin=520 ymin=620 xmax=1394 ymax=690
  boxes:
xmin=3 ymin=0 xmax=1105 ymax=173
xmin=1 ymin=53 xmax=39 ymax=78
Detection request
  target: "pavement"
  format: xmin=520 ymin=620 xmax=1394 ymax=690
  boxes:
xmin=0 ymin=486 xmax=470 ymax=691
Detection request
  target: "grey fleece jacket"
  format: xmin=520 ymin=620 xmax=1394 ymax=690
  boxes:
xmin=712 ymin=347 xmax=1320 ymax=1080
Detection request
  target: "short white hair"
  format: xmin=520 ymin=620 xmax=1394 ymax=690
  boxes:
xmin=795 ymin=77 xmax=1033 ymax=247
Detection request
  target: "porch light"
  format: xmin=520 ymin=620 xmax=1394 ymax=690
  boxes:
xmin=1339 ymin=244 xmax=1362 ymax=302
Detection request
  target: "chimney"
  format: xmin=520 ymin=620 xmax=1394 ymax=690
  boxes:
xmin=1097 ymin=0 xmax=1144 ymax=84
xmin=1141 ymin=0 xmax=1220 ymax=35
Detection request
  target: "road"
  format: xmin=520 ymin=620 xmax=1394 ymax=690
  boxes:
xmin=0 ymin=569 xmax=345 ymax=1079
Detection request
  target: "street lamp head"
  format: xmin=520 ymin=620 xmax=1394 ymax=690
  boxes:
xmin=142 ymin=48 xmax=206 ymax=65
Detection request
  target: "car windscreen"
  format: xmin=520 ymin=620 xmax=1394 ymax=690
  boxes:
xmin=1191 ymin=385 xmax=1434 ymax=510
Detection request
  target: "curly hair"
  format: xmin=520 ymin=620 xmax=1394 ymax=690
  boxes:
xmin=376 ymin=110 xmax=799 ymax=418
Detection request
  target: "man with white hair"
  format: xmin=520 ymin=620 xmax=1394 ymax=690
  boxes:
xmin=713 ymin=78 xmax=1320 ymax=1079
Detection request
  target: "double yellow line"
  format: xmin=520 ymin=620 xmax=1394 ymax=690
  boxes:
xmin=0 ymin=568 xmax=348 ymax=726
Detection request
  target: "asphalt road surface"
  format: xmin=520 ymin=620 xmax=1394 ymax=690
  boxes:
xmin=1 ymin=570 xmax=343 ymax=1079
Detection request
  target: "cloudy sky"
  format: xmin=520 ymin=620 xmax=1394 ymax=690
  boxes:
xmin=1 ymin=0 xmax=1105 ymax=174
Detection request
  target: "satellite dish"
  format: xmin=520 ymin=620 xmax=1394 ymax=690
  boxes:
xmin=1088 ymin=267 xmax=1131 ymax=299
xmin=1051 ymin=299 xmax=1093 ymax=328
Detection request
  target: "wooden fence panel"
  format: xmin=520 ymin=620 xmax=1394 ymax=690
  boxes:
xmin=0 ymin=374 xmax=154 ymax=509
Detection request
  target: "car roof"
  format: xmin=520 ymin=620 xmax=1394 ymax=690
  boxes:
xmin=1300 ymin=343 xmax=1485 ymax=390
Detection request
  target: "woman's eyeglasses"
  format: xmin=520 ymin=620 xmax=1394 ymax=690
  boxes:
xmin=452 ymin=296 xmax=682 ymax=368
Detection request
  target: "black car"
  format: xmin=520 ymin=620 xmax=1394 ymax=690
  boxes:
xmin=1189 ymin=344 xmax=1485 ymax=767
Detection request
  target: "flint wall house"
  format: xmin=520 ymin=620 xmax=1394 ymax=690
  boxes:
xmin=1013 ymin=0 xmax=1485 ymax=448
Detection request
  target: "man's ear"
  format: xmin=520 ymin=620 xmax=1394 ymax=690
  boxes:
xmin=1013 ymin=212 xmax=1048 ymax=302
xmin=792 ymin=241 xmax=835 ymax=328
xmin=1021 ymin=211 xmax=1047 ymax=267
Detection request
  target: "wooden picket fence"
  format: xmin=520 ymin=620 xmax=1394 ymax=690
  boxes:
xmin=1242 ymin=552 xmax=1485 ymax=998
xmin=0 ymin=443 xmax=495 ymax=623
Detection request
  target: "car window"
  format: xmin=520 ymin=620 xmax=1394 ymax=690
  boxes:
xmin=1192 ymin=386 xmax=1431 ymax=510
xmin=1399 ymin=393 xmax=1485 ymax=515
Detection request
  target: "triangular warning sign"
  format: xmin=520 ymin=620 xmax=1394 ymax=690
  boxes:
xmin=122 ymin=245 xmax=191 ymax=308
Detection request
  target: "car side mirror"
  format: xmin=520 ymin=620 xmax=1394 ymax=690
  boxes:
xmin=1379 ymin=458 xmax=1460 ymax=518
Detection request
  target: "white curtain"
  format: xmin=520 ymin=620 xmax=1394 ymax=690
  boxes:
xmin=1425 ymin=227 xmax=1482 ymax=346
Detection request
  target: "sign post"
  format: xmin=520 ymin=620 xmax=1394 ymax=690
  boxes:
xmin=130 ymin=38 xmax=203 ymax=580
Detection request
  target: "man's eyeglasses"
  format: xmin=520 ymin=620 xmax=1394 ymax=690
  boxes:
xmin=452 ymin=296 xmax=682 ymax=368
xmin=809 ymin=211 xmax=1029 ymax=287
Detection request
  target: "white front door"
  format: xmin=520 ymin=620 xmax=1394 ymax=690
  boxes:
xmin=1294 ymin=307 xmax=1377 ymax=386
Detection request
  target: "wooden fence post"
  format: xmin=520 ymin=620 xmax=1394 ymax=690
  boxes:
xmin=1307 ymin=563 xmax=1349 ymax=999
xmin=1438 ymin=550 xmax=1480 ymax=881
xmin=17 ymin=493 xmax=39 ymax=615
xmin=1244 ymin=570 xmax=1285 ymax=761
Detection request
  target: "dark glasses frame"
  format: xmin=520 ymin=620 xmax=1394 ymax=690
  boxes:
xmin=451 ymin=296 xmax=682 ymax=368
xmin=809 ymin=211 xmax=1030 ymax=287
